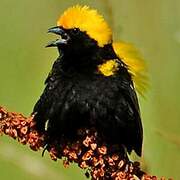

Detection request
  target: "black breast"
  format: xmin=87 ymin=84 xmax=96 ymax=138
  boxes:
xmin=33 ymin=56 xmax=142 ymax=156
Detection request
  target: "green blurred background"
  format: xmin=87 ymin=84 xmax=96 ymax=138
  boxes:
xmin=0 ymin=0 xmax=179 ymax=179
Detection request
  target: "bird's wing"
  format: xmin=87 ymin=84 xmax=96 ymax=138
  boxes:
xmin=33 ymin=57 xmax=62 ymax=131
xmin=119 ymin=79 xmax=143 ymax=156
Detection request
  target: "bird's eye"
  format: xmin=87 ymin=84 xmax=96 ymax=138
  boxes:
xmin=72 ymin=28 xmax=79 ymax=35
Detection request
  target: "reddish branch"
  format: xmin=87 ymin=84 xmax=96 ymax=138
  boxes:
xmin=0 ymin=107 xmax=172 ymax=180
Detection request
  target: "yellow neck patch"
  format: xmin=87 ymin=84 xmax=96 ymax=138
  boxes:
xmin=113 ymin=42 xmax=148 ymax=94
xmin=57 ymin=5 xmax=112 ymax=47
xmin=98 ymin=60 xmax=119 ymax=76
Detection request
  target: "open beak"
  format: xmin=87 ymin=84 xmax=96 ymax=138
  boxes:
xmin=46 ymin=26 xmax=70 ymax=47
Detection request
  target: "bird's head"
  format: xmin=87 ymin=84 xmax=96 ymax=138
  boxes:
xmin=46 ymin=5 xmax=112 ymax=56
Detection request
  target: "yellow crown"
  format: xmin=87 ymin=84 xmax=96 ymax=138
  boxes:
xmin=57 ymin=5 xmax=112 ymax=47
xmin=113 ymin=42 xmax=148 ymax=95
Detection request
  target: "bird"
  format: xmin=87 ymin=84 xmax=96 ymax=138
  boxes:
xmin=33 ymin=5 xmax=147 ymax=157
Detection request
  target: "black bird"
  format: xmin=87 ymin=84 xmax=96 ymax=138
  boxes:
xmin=33 ymin=5 xmax=146 ymax=156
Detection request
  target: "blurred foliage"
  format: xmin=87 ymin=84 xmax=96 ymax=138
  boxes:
xmin=0 ymin=0 xmax=179 ymax=179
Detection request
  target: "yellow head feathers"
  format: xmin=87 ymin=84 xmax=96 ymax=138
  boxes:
xmin=56 ymin=5 xmax=147 ymax=95
xmin=57 ymin=5 xmax=112 ymax=47
xmin=113 ymin=42 xmax=148 ymax=94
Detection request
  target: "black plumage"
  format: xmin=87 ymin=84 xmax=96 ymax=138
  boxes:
xmin=33 ymin=27 xmax=143 ymax=156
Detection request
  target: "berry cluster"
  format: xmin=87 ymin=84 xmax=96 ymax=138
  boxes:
xmin=0 ymin=107 xmax=172 ymax=180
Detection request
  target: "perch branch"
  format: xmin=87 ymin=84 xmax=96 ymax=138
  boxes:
xmin=0 ymin=106 xmax=172 ymax=180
